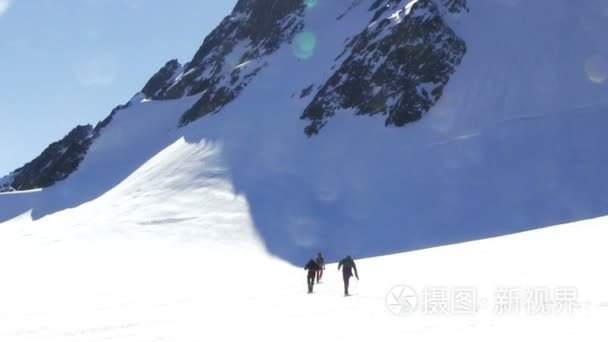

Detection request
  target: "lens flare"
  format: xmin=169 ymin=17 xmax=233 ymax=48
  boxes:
xmin=293 ymin=32 xmax=317 ymax=60
xmin=304 ymin=0 xmax=318 ymax=9
xmin=585 ymin=55 xmax=608 ymax=84
xmin=0 ymin=0 xmax=11 ymax=16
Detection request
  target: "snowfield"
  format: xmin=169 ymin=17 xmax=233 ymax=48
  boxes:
xmin=1 ymin=200 xmax=607 ymax=341
xmin=1 ymin=0 xmax=608 ymax=340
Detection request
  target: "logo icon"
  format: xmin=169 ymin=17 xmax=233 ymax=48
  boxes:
xmin=386 ymin=285 xmax=418 ymax=316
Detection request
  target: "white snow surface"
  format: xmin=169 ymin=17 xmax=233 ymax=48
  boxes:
xmin=0 ymin=206 xmax=607 ymax=341
xmin=1 ymin=0 xmax=608 ymax=339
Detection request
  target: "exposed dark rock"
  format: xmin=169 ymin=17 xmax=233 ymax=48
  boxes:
xmin=301 ymin=0 xmax=467 ymax=136
xmin=134 ymin=0 xmax=306 ymax=126
xmin=337 ymin=0 xmax=365 ymax=20
xmin=300 ymin=85 xmax=314 ymax=98
xmin=2 ymin=104 xmax=127 ymax=191
xmin=177 ymin=1 xmax=305 ymax=126
xmin=92 ymin=104 xmax=127 ymax=138
xmin=141 ymin=59 xmax=183 ymax=99
xmin=440 ymin=0 xmax=469 ymax=13
xmin=8 ymin=125 xmax=94 ymax=190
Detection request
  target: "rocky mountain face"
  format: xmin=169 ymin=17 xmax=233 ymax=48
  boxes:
xmin=1 ymin=105 xmax=124 ymax=191
xmin=302 ymin=0 xmax=467 ymax=135
xmin=143 ymin=0 xmax=467 ymax=133
xmin=2 ymin=0 xmax=467 ymax=191
xmin=140 ymin=59 xmax=183 ymax=99
xmin=6 ymin=125 xmax=93 ymax=191
xmin=143 ymin=0 xmax=306 ymax=126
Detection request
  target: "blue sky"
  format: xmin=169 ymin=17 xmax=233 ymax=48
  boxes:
xmin=0 ymin=0 xmax=236 ymax=176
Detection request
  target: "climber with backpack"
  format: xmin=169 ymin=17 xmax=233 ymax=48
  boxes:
xmin=338 ymin=255 xmax=359 ymax=296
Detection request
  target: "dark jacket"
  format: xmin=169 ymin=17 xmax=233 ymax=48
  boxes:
xmin=338 ymin=256 xmax=359 ymax=278
xmin=305 ymin=259 xmax=321 ymax=272
xmin=315 ymin=255 xmax=325 ymax=268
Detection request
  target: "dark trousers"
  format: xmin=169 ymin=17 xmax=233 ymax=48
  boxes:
xmin=307 ymin=271 xmax=316 ymax=292
xmin=343 ymin=273 xmax=351 ymax=295
xmin=316 ymin=269 xmax=323 ymax=283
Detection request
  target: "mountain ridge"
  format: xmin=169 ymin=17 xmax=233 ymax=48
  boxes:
xmin=2 ymin=0 xmax=468 ymax=191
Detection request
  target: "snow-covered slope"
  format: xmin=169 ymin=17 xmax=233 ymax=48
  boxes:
xmin=0 ymin=208 xmax=606 ymax=341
